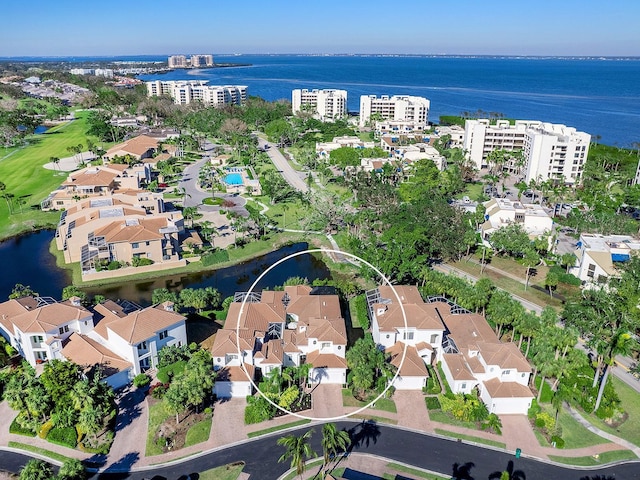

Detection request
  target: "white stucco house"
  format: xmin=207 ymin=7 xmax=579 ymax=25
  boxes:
xmin=0 ymin=296 xmax=187 ymax=389
xmin=212 ymin=285 xmax=348 ymax=398
xmin=481 ymin=198 xmax=553 ymax=240
xmin=571 ymin=233 xmax=640 ymax=284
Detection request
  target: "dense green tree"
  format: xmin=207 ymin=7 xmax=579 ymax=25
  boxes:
xmin=489 ymin=224 xmax=531 ymax=258
xmin=9 ymin=283 xmax=38 ymax=299
xmin=346 ymin=335 xmax=394 ymax=398
xmin=40 ymin=360 xmax=82 ymax=402
xmin=19 ymin=459 xmax=53 ymax=480
xmin=57 ymin=458 xmax=86 ymax=480
xmin=151 ymin=288 xmax=179 ymax=306
xmin=61 ymin=285 xmax=88 ymax=303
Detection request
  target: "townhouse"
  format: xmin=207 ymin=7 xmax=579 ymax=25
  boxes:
xmin=463 ymin=119 xmax=590 ymax=185
xmin=104 ymin=134 xmax=159 ymax=162
xmin=481 ymin=198 xmax=553 ymax=240
xmin=366 ymin=285 xmax=534 ymax=414
xmin=0 ymin=295 xmax=187 ymax=389
xmin=212 ymin=285 xmax=348 ymax=398
xmin=316 ymin=135 xmax=375 ymax=158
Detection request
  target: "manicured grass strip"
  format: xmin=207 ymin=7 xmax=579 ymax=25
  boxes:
xmin=434 ymin=429 xmax=506 ymax=449
xmin=8 ymin=441 xmax=68 ymax=462
xmin=351 ymin=414 xmax=398 ymax=425
xmin=548 ymin=450 xmax=637 ymax=466
xmin=387 ymin=462 xmax=450 ymax=479
xmin=146 ymin=401 xmax=172 ymax=456
xmin=281 ymin=458 xmax=323 ymax=480
xmin=428 ymin=410 xmax=478 ymax=430
xmin=185 ymin=417 xmax=212 ymax=447
xmin=247 ymin=419 xmax=311 ymax=438
xmin=341 ymin=389 xmax=397 ymax=413
xmin=198 ymin=462 xmax=246 ymax=480
xmin=580 ymin=377 xmax=640 ymax=448
xmin=541 ymin=407 xmax=610 ymax=449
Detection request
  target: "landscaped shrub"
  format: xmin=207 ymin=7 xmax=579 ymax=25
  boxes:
xmin=107 ymin=260 xmax=122 ymax=270
xmin=133 ymin=373 xmax=151 ymax=389
xmin=528 ymin=399 xmax=541 ymax=419
xmin=550 ymin=435 xmax=565 ymax=449
xmin=149 ymin=382 xmax=170 ymax=399
xmin=535 ymin=411 xmax=555 ymax=433
xmin=38 ymin=420 xmax=54 ymax=439
xmin=47 ymin=426 xmax=78 ymax=448
xmin=244 ymin=404 xmax=271 ymax=424
xmin=426 ymin=366 xmax=441 ymax=394
xmin=201 ymin=249 xmax=230 ymax=266
xmin=156 ymin=360 xmax=187 ymax=383
xmin=132 ymin=257 xmax=154 ymax=267
xmin=10 ymin=416 xmax=36 ymax=437
xmin=80 ymin=430 xmax=114 ymax=454
xmin=351 ymin=295 xmax=370 ymax=329
xmin=548 ymin=266 xmax=581 ymax=286
xmin=425 ymin=396 xmax=441 ymax=410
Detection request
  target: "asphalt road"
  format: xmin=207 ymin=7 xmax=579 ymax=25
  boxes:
xmin=59 ymin=421 xmax=639 ymax=480
xmin=257 ymin=139 xmax=309 ymax=193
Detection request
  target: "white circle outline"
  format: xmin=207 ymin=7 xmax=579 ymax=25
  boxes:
xmin=235 ymin=248 xmax=408 ymax=421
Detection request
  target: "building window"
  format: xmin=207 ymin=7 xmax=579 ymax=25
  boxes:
xmin=159 ymin=330 xmax=168 ymax=340
xmin=430 ymin=334 xmax=438 ymax=343
xmin=461 ymin=383 xmax=466 ymax=389
xmin=138 ymin=341 xmax=147 ymax=350
xmin=502 ymin=369 xmax=511 ymax=375
xmin=587 ymin=264 xmax=596 ymax=278
xmin=321 ymin=342 xmax=331 ymax=349
xmin=403 ymin=331 xmax=414 ymax=340
xmin=132 ymin=242 xmax=140 ymax=248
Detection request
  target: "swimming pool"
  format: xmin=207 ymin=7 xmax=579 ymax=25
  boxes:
xmin=224 ymin=173 xmax=243 ymax=185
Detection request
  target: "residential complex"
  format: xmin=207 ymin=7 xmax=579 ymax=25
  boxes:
xmin=315 ymin=135 xmax=375 ymax=158
xmin=571 ymin=233 xmax=640 ymax=284
xmin=359 ymin=95 xmax=430 ymax=129
xmin=463 ymin=119 xmax=590 ymax=185
xmin=366 ymin=286 xmax=533 ymax=414
xmin=291 ymin=89 xmax=347 ymax=121
xmin=380 ymin=135 xmax=446 ymax=171
xmin=146 ymin=80 xmax=247 ymax=106
xmin=69 ymin=68 xmax=114 ymax=78
xmin=0 ymin=296 xmax=186 ymax=389
xmin=168 ymin=54 xmax=214 ymax=68
xmin=481 ymin=198 xmax=553 ymax=239
xmin=212 ymin=285 xmax=347 ymax=398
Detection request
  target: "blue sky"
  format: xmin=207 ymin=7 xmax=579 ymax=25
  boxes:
xmin=1 ymin=0 xmax=638 ymax=57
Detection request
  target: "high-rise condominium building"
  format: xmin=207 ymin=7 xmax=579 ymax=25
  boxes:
xmin=291 ymin=89 xmax=347 ymax=121
xmin=146 ymin=80 xmax=247 ymax=107
xmin=359 ymin=95 xmax=430 ymax=128
xmin=167 ymin=55 xmax=188 ymax=68
xmin=463 ymin=119 xmax=590 ymax=185
xmin=190 ymin=55 xmax=214 ymax=67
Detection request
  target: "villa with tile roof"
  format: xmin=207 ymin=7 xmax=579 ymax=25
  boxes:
xmin=104 ymin=134 xmax=159 ymax=162
xmin=0 ymin=296 xmax=187 ymax=389
xmin=367 ymin=285 xmax=533 ymax=413
xmin=212 ymin=285 xmax=347 ymax=398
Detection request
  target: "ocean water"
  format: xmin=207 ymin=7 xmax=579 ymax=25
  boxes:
xmin=139 ymin=55 xmax=640 ymax=147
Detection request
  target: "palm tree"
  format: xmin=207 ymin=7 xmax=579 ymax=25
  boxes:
xmin=594 ymin=330 xmax=633 ymax=411
xmin=19 ymin=459 xmax=53 ymax=480
xmin=50 ymin=156 xmax=60 ymax=171
xmin=0 ymin=181 xmax=14 ymax=214
xmin=277 ymin=429 xmax=316 ymax=478
xmin=321 ymin=423 xmax=351 ymax=471
xmin=482 ymin=413 xmax=503 ymax=434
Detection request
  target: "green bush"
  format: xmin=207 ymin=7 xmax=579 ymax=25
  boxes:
xmin=535 ymin=411 xmax=556 ymax=432
xmin=133 ymin=373 xmax=151 ymax=388
xmin=549 ymin=266 xmax=581 ymax=286
xmin=201 ymin=249 xmax=230 ymax=266
xmin=132 ymin=257 xmax=154 ymax=267
xmin=244 ymin=404 xmax=271 ymax=424
xmin=156 ymin=360 xmax=187 ymax=383
xmin=38 ymin=420 xmax=54 ymax=439
xmin=550 ymin=435 xmax=565 ymax=449
xmin=535 ymin=417 xmax=546 ymax=428
xmin=351 ymin=295 xmax=370 ymax=329
xmin=47 ymin=426 xmax=78 ymax=448
xmin=425 ymin=396 xmax=441 ymax=410
xmin=528 ymin=399 xmax=541 ymax=418
xmin=149 ymin=383 xmax=169 ymax=399
xmin=107 ymin=260 xmax=121 ymax=270
xmin=9 ymin=416 xmax=36 ymax=437
xmin=426 ymin=367 xmax=441 ymax=394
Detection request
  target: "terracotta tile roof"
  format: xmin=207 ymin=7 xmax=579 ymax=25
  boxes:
xmin=306 ymin=351 xmax=347 ymax=369
xmin=441 ymin=312 xmax=500 ymax=351
xmin=215 ymin=365 xmax=254 ymax=382
xmin=260 ymin=340 xmax=284 ymax=364
xmin=386 ymin=342 xmax=429 ymax=377
xmin=62 ymin=333 xmax=131 ymax=373
xmin=93 ymin=218 xmax=167 ymax=244
xmin=478 ymin=342 xmax=531 ymax=372
xmin=100 ymin=304 xmax=185 ymax=345
xmin=63 ymin=169 xmax=119 ymax=188
xmin=466 ymin=355 xmax=486 ymax=374
xmin=376 ymin=285 xmax=425 ymax=304
xmin=106 ymin=135 xmax=159 ymax=158
xmin=374 ymin=303 xmax=445 ymax=331
xmin=211 ymin=329 xmax=253 ymax=357
xmin=9 ymin=302 xmax=90 ymax=334
xmin=483 ymin=378 xmax=533 ymax=399
xmin=443 ymin=353 xmax=476 ymax=381
xmin=307 ymin=320 xmax=347 ymax=345
xmin=415 ymin=341 xmax=432 ymax=352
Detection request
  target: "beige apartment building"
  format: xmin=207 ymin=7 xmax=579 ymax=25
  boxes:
xmin=463 ymin=119 xmax=590 ymax=185
xmin=146 ymin=80 xmax=247 ymax=107
xmin=292 ymin=89 xmax=347 ymax=121
xmin=359 ymin=95 xmax=430 ymax=128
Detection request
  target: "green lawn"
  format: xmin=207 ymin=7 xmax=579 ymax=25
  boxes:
xmin=578 ymin=376 xmax=640 ymax=447
xmin=458 ymin=182 xmax=484 ymax=202
xmin=146 ymin=401 xmax=172 ymax=456
xmin=7 ymin=441 xmax=68 ymax=462
xmin=0 ymin=111 xmax=102 ymax=240
xmin=548 ymin=450 xmax=637 ymax=466
xmin=198 ymin=462 xmax=246 ymax=480
xmin=386 ymin=462 xmax=450 ymax=479
xmin=341 ymin=389 xmax=397 ymax=413
xmin=184 ymin=417 xmax=212 ymax=447
xmin=351 ymin=414 xmax=398 ymax=425
xmin=434 ymin=428 xmax=506 ymax=449
xmin=246 ymin=419 xmax=311 ymax=438
xmin=556 ymin=408 xmax=611 ymax=449
xmin=281 ymin=458 xmax=323 ymax=480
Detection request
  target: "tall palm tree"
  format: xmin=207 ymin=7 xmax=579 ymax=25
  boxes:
xmin=277 ymin=429 xmax=316 ymax=478
xmin=321 ymin=423 xmax=351 ymax=471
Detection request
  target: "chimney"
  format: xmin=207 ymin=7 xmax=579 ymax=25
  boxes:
xmin=69 ymin=296 xmax=81 ymax=307
xmin=163 ymin=301 xmax=174 ymax=312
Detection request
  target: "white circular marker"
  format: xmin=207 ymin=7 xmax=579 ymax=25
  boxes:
xmin=235 ymin=248 xmax=408 ymax=421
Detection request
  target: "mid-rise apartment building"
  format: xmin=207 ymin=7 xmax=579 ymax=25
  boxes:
xmin=167 ymin=55 xmax=188 ymax=68
xmin=464 ymin=119 xmax=590 ymax=185
xmin=190 ymin=54 xmax=214 ymax=67
xmin=359 ymin=95 xmax=430 ymax=128
xmin=146 ymin=80 xmax=247 ymax=107
xmin=291 ymin=89 xmax=347 ymax=121
xmin=168 ymin=54 xmax=214 ymax=68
